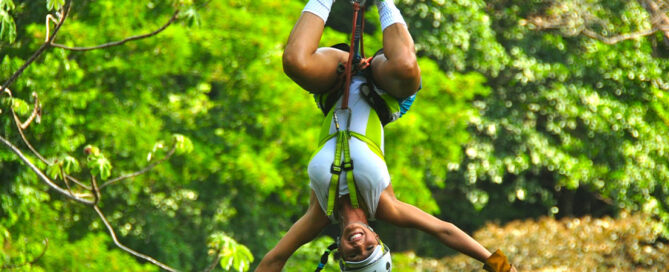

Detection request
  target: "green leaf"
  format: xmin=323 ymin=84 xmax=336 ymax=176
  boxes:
xmin=0 ymin=2 xmax=16 ymax=43
xmin=172 ymin=134 xmax=193 ymax=155
xmin=208 ymin=232 xmax=253 ymax=272
xmin=86 ymin=146 xmax=112 ymax=180
xmin=11 ymin=97 xmax=29 ymax=115
xmin=46 ymin=160 xmax=63 ymax=180
xmin=62 ymin=155 xmax=80 ymax=174
xmin=46 ymin=0 xmax=65 ymax=11
xmin=180 ymin=7 xmax=201 ymax=27
xmin=0 ymin=0 xmax=15 ymax=10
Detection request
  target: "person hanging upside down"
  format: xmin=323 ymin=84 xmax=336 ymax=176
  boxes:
xmin=255 ymin=1 xmax=517 ymax=271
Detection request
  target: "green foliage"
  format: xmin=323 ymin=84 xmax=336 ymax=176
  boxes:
xmin=0 ymin=0 xmax=15 ymax=43
xmin=172 ymin=133 xmax=193 ymax=155
xmin=85 ymin=145 xmax=112 ymax=180
xmin=284 ymin=236 xmax=337 ymax=272
xmin=10 ymin=97 xmax=29 ymax=115
xmin=1 ymin=0 xmax=669 ymax=271
xmin=45 ymin=0 xmax=64 ymax=11
xmin=39 ymin=233 xmax=159 ymax=272
xmin=208 ymin=232 xmax=254 ymax=272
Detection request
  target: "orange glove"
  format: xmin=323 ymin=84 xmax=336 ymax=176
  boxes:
xmin=483 ymin=249 xmax=514 ymax=272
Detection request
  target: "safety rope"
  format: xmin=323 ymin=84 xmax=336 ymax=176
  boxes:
xmin=341 ymin=1 xmax=366 ymax=109
xmin=326 ymin=0 xmax=370 ymax=218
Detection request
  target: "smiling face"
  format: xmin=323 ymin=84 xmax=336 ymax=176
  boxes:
xmin=338 ymin=222 xmax=380 ymax=262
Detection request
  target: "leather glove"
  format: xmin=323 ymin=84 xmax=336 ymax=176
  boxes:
xmin=483 ymin=249 xmax=514 ymax=272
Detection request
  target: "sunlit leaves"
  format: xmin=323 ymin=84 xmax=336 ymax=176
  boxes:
xmin=46 ymin=0 xmax=64 ymax=11
xmin=10 ymin=97 xmax=29 ymax=116
xmin=85 ymin=145 xmax=112 ymax=180
xmin=180 ymin=7 xmax=201 ymax=27
xmin=399 ymin=0 xmax=509 ymax=74
xmin=45 ymin=155 xmax=81 ymax=180
xmin=284 ymin=236 xmax=336 ymax=271
xmin=208 ymin=233 xmax=254 ymax=272
xmin=172 ymin=134 xmax=193 ymax=155
xmin=0 ymin=0 xmax=15 ymax=43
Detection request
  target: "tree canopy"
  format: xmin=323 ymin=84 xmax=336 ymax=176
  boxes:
xmin=1 ymin=0 xmax=668 ymax=271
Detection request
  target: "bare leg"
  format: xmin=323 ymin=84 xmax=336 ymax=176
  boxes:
xmin=283 ymin=12 xmax=348 ymax=94
xmin=372 ymin=24 xmax=421 ymax=99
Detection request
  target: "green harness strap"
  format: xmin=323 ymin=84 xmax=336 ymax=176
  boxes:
xmin=324 ymin=128 xmax=384 ymax=217
xmin=326 ymin=130 xmax=359 ymax=216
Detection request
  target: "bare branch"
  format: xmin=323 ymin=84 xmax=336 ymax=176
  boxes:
xmin=639 ymin=0 xmax=669 ymax=41
xmin=0 ymin=135 xmax=94 ymax=205
xmin=203 ymin=254 xmax=223 ymax=272
xmin=61 ymin=165 xmax=78 ymax=197
xmin=45 ymin=14 xmax=59 ymax=42
xmin=0 ymin=1 xmax=71 ymax=96
xmin=50 ymin=9 xmax=180 ymax=51
xmin=91 ymin=174 xmax=101 ymax=204
xmin=581 ymin=27 xmax=663 ymax=44
xmin=100 ymin=145 xmax=177 ymax=189
xmin=0 ymin=238 xmax=49 ymax=270
xmin=93 ymin=206 xmax=178 ymax=272
xmin=5 ymin=91 xmax=52 ymax=165
xmin=66 ymin=175 xmax=93 ymax=191
xmin=527 ymin=16 xmax=669 ymax=45
xmin=523 ymin=0 xmax=669 ymax=45
xmin=19 ymin=92 xmax=42 ymax=129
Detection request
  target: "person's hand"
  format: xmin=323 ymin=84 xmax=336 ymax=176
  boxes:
xmin=483 ymin=249 xmax=515 ymax=272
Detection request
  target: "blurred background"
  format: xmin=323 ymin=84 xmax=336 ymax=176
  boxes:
xmin=1 ymin=0 xmax=668 ymax=271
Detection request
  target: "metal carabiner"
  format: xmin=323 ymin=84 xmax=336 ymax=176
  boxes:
xmin=333 ymin=108 xmax=352 ymax=132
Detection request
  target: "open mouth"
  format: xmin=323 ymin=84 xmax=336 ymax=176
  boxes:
xmin=349 ymin=231 xmax=363 ymax=242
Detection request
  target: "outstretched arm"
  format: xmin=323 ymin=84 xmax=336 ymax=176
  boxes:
xmin=375 ymin=186 xmax=517 ymax=271
xmin=255 ymin=191 xmax=330 ymax=272
xmin=375 ymin=188 xmax=491 ymax=262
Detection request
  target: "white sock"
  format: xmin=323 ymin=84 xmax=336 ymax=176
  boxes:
xmin=303 ymin=0 xmax=335 ymax=23
xmin=377 ymin=0 xmax=406 ymax=31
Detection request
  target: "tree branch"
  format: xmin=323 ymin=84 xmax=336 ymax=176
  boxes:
xmin=50 ymin=9 xmax=180 ymax=51
xmin=91 ymin=174 xmax=101 ymax=204
xmin=0 ymin=135 xmax=94 ymax=205
xmin=6 ymin=91 xmax=52 ymax=165
xmin=203 ymin=253 xmax=223 ymax=272
xmin=0 ymin=1 xmax=71 ymax=96
xmin=527 ymin=16 xmax=669 ymax=45
xmin=639 ymin=0 xmax=669 ymax=42
xmin=1 ymin=3 xmax=206 ymax=272
xmin=19 ymin=92 xmax=42 ymax=129
xmin=66 ymin=175 xmax=93 ymax=191
xmin=581 ymin=27 xmax=664 ymax=45
xmin=93 ymin=205 xmax=178 ymax=272
xmin=100 ymin=145 xmax=177 ymax=189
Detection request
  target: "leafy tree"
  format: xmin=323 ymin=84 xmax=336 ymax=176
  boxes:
xmin=2 ymin=0 xmax=668 ymax=270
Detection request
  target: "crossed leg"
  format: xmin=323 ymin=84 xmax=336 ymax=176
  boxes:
xmin=283 ymin=11 xmax=421 ymax=99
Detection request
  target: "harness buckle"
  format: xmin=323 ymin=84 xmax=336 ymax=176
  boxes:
xmin=343 ymin=160 xmax=354 ymax=171
xmin=330 ymin=164 xmax=342 ymax=174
